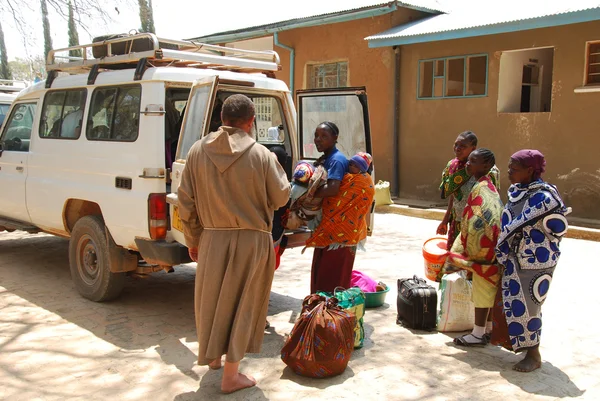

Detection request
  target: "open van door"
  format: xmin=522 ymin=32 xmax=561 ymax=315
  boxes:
xmin=296 ymin=87 xmax=375 ymax=236
xmin=168 ymin=76 xmax=219 ymax=246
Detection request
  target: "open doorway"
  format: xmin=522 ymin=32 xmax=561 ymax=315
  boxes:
xmin=497 ymin=47 xmax=554 ymax=113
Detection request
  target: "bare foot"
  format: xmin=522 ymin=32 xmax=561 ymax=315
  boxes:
xmin=208 ymin=358 xmax=222 ymax=370
xmin=221 ymin=372 xmax=257 ymax=394
xmin=513 ymin=348 xmax=542 ymax=372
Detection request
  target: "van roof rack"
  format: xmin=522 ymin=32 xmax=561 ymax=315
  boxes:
xmin=0 ymin=79 xmax=28 ymax=93
xmin=46 ymin=33 xmax=281 ymax=76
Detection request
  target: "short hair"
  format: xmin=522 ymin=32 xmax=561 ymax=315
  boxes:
xmin=458 ymin=130 xmax=478 ymax=147
xmin=221 ymin=94 xmax=255 ymax=125
xmin=472 ymin=147 xmax=495 ymax=167
xmin=318 ymin=121 xmax=339 ymax=137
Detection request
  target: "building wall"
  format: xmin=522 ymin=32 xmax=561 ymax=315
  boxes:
xmin=225 ymin=37 xmax=273 ymax=51
xmin=274 ymin=8 xmax=429 ymax=185
xmin=398 ymin=20 xmax=600 ymax=221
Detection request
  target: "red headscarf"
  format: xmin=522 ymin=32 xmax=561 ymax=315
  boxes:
xmin=510 ymin=149 xmax=546 ymax=180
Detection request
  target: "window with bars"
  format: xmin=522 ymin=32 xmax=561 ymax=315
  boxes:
xmin=307 ymin=61 xmax=348 ymax=89
xmin=418 ymin=54 xmax=488 ymax=99
xmin=585 ymin=41 xmax=600 ymax=86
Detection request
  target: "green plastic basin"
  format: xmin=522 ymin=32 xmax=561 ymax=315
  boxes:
xmin=364 ymin=283 xmax=390 ymax=308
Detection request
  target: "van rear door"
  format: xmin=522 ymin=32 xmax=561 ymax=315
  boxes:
xmin=296 ymin=87 xmax=375 ymax=235
xmin=168 ymin=76 xmax=219 ymax=246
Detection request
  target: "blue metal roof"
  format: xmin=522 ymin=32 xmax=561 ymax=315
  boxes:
xmin=187 ymin=1 xmax=446 ymax=44
xmin=367 ymin=1 xmax=600 ymax=47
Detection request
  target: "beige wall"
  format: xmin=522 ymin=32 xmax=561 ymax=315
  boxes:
xmin=273 ymin=9 xmax=428 ymax=185
xmin=399 ymin=21 xmax=600 ymax=221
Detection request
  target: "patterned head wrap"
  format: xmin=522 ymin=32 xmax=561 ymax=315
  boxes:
xmin=510 ymin=149 xmax=546 ymax=180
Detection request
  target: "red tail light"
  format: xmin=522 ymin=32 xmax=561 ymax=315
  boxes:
xmin=148 ymin=193 xmax=167 ymax=239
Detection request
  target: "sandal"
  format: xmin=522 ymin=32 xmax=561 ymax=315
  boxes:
xmin=453 ymin=334 xmax=487 ymax=347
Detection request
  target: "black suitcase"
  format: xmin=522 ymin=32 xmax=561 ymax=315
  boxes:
xmin=396 ymin=275 xmax=437 ymax=331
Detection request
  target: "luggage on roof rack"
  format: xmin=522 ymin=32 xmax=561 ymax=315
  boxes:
xmin=91 ymin=33 xmax=179 ymax=59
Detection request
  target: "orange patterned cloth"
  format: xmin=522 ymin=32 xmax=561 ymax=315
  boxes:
xmin=306 ymin=172 xmax=375 ymax=249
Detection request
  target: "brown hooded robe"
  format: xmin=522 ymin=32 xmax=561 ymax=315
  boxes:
xmin=178 ymin=126 xmax=290 ymax=364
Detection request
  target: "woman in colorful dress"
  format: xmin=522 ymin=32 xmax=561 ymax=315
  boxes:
xmin=437 ymin=131 xmax=500 ymax=250
xmin=308 ymin=124 xmax=375 ymax=293
xmin=492 ymin=149 xmax=569 ymax=372
xmin=442 ymin=149 xmax=504 ymax=346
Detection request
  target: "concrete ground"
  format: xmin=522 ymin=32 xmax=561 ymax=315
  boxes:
xmin=0 ymin=212 xmax=598 ymax=400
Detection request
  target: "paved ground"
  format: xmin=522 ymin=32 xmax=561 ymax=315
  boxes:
xmin=0 ymin=213 xmax=598 ymax=400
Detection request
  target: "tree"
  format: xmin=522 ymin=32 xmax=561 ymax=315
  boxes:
xmin=138 ymin=0 xmax=155 ymax=34
xmin=1 ymin=0 xmax=126 ymax=45
xmin=8 ymin=56 xmax=46 ymax=82
xmin=68 ymin=0 xmax=82 ymax=58
xmin=41 ymin=0 xmax=53 ymax=61
xmin=0 ymin=21 xmax=12 ymax=79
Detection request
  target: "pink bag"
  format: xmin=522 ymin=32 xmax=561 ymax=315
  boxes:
xmin=350 ymin=270 xmax=378 ymax=293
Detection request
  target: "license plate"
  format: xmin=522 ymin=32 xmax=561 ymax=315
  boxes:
xmin=172 ymin=206 xmax=184 ymax=232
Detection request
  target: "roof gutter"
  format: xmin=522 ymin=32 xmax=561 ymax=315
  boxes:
xmin=273 ymin=32 xmax=295 ymax=96
xmin=190 ymin=2 xmax=399 ymax=44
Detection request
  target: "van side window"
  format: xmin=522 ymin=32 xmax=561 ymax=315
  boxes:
xmin=39 ymin=89 xmax=87 ymax=139
xmin=0 ymin=102 xmax=37 ymax=152
xmin=86 ymin=85 xmax=141 ymax=142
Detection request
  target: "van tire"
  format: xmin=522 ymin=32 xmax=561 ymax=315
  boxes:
xmin=69 ymin=216 xmax=126 ymax=301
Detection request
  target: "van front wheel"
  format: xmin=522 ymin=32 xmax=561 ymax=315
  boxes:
xmin=69 ymin=216 xmax=126 ymax=301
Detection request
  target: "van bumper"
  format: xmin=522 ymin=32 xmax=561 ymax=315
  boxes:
xmin=134 ymin=238 xmax=192 ymax=266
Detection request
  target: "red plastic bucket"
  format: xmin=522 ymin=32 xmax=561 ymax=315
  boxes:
xmin=422 ymin=237 xmax=448 ymax=281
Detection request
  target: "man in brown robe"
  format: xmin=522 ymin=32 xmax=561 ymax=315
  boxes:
xmin=178 ymin=94 xmax=290 ymax=393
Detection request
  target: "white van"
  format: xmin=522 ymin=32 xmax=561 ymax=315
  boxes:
xmin=0 ymin=33 xmax=373 ymax=301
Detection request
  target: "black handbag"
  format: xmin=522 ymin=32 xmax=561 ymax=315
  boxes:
xmin=396 ymin=275 xmax=437 ymax=331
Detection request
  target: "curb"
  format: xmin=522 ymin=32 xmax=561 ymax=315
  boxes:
xmin=376 ymin=204 xmax=600 ymax=242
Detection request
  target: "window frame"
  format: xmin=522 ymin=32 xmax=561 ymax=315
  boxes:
xmin=306 ymin=61 xmax=349 ymax=89
xmin=86 ymin=84 xmax=142 ymax=143
xmin=417 ymin=53 xmax=489 ymax=100
xmin=38 ymin=88 xmax=87 ymax=140
xmin=584 ymin=40 xmax=600 ymax=86
xmin=0 ymin=101 xmax=38 ymax=152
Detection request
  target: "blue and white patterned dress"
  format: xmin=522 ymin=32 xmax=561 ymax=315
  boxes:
xmin=495 ymin=180 xmax=569 ymax=352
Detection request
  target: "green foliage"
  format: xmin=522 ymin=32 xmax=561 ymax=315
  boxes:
xmin=138 ymin=0 xmax=156 ymax=34
xmin=0 ymin=21 xmax=12 ymax=80
xmin=41 ymin=0 xmax=53 ymax=61
xmin=68 ymin=1 xmax=82 ymax=58
xmin=8 ymin=57 xmax=46 ymax=82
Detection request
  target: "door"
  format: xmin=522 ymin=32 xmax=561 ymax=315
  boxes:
xmin=0 ymin=101 xmax=38 ymax=223
xmin=168 ymin=76 xmax=219 ymax=245
xmin=296 ymin=87 xmax=375 ymax=235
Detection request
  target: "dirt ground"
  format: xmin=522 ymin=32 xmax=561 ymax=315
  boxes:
xmin=0 ymin=213 xmax=598 ymax=400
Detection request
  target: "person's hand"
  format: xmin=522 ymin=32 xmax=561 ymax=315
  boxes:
xmin=188 ymin=247 xmax=198 ymax=262
xmin=436 ymin=221 xmax=448 ymax=235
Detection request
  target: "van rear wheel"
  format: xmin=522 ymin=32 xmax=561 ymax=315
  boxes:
xmin=69 ymin=216 xmax=126 ymax=301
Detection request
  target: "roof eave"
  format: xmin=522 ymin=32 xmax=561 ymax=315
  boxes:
xmin=367 ymin=7 xmax=600 ymax=48
xmin=188 ymin=2 xmax=443 ymax=44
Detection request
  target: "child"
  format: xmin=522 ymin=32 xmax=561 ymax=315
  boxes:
xmin=348 ymin=152 xmax=370 ymax=174
xmin=438 ymin=131 xmax=500 ymax=251
xmin=441 ymin=148 xmax=503 ymax=346
xmin=286 ymin=161 xmax=327 ymax=230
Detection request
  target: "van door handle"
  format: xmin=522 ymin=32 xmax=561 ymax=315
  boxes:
xmin=16 ymin=166 xmax=24 ymax=172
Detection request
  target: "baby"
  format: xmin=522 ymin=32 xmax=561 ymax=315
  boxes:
xmin=349 ymin=153 xmax=371 ymax=174
xmin=285 ymin=161 xmax=327 ymax=230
